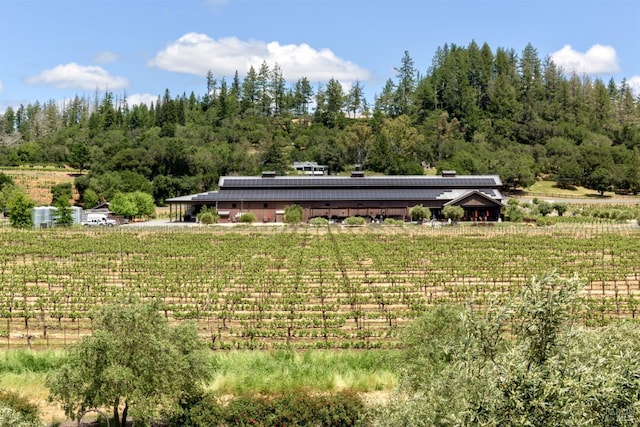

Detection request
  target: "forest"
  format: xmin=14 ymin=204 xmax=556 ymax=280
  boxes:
xmin=1 ymin=41 xmax=639 ymax=207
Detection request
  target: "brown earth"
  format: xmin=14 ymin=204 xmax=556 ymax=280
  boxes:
xmin=1 ymin=167 xmax=82 ymax=205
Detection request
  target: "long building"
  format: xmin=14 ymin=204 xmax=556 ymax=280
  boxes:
xmin=166 ymin=170 xmax=504 ymax=223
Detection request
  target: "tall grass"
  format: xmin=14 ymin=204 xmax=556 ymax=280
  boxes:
xmin=209 ymin=349 xmax=397 ymax=394
xmin=0 ymin=350 xmax=66 ymax=374
xmin=0 ymin=349 xmax=398 ymax=395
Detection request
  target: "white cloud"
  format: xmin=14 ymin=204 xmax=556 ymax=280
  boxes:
xmin=148 ymin=33 xmax=371 ymax=82
xmin=26 ymin=63 xmax=128 ymax=91
xmin=0 ymin=80 xmax=3 ymax=94
xmin=550 ymin=44 xmax=620 ymax=75
xmin=628 ymin=76 xmax=640 ymax=98
xmin=125 ymin=93 xmax=158 ymax=107
xmin=93 ymin=51 xmax=119 ymax=64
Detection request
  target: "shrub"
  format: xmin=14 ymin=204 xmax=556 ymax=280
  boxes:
xmin=206 ymin=390 xmax=365 ymax=426
xmin=552 ymin=202 xmax=568 ymax=216
xmin=283 ymin=204 xmax=304 ymax=224
xmin=383 ymin=218 xmax=404 ymax=226
xmin=197 ymin=206 xmax=218 ymax=224
xmin=165 ymin=391 xmax=224 ymax=427
xmin=344 ymin=216 xmax=366 ymax=226
xmin=409 ymin=205 xmax=430 ymax=222
xmin=503 ymin=204 xmax=525 ymax=222
xmin=441 ymin=205 xmax=464 ymax=221
xmin=309 ymin=217 xmax=329 ymax=226
xmin=0 ymin=389 xmax=40 ymax=425
xmin=239 ymin=212 xmax=257 ymax=223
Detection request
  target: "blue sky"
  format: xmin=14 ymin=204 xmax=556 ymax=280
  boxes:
xmin=1 ymin=0 xmax=639 ymax=111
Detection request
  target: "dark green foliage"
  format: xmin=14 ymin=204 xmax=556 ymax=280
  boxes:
xmin=169 ymin=389 xmax=364 ymax=427
xmin=50 ymin=182 xmax=72 ymax=205
xmin=0 ymin=172 xmax=13 ymax=189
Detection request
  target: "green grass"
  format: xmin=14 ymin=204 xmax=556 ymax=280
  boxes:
xmin=0 ymin=349 xmax=66 ymax=374
xmin=0 ymin=348 xmax=398 ymax=399
xmin=524 ymin=180 xmax=615 ymax=197
xmin=209 ymin=349 xmax=398 ymax=394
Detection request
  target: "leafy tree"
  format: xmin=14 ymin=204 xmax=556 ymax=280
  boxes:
xmin=283 ymin=204 xmax=303 ymax=224
xmin=377 ymin=273 xmax=640 ymax=426
xmin=587 ymin=166 xmax=613 ymax=195
xmin=110 ymin=191 xmax=155 ymax=220
xmin=8 ymin=192 xmax=34 ymax=228
xmin=50 ymin=182 xmax=73 ymax=205
xmin=46 ymin=300 xmax=212 ymax=427
xmin=109 ymin=192 xmax=138 ymax=219
xmin=552 ymin=202 xmax=568 ymax=216
xmin=82 ymin=188 xmax=99 ymax=209
xmin=68 ymin=141 xmax=91 ymax=171
xmin=54 ymin=198 xmax=74 ymax=227
xmin=535 ymin=200 xmax=553 ymax=216
xmin=441 ymin=205 xmax=464 ymax=221
xmin=131 ymin=191 xmax=156 ymax=219
xmin=409 ymin=204 xmax=430 ymax=222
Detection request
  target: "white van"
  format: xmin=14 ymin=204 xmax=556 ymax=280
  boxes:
xmin=81 ymin=213 xmax=117 ymax=226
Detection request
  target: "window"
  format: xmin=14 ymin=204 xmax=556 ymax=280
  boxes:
xmin=232 ymin=203 xmax=237 ymax=208
xmin=263 ymin=203 xmax=268 ymax=208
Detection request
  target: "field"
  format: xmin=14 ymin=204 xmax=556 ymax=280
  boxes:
xmin=0 ymin=166 xmax=81 ymax=205
xmin=1 ymin=223 xmax=639 ymax=351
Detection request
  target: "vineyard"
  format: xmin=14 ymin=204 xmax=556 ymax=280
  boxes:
xmin=1 ymin=224 xmax=639 ymax=350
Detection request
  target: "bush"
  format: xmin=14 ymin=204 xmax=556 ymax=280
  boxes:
xmin=344 ymin=216 xmax=366 ymax=226
xmin=173 ymin=390 xmax=365 ymax=427
xmin=409 ymin=205 xmax=430 ymax=222
xmin=0 ymin=389 xmax=40 ymax=425
xmin=197 ymin=206 xmax=218 ymax=224
xmin=383 ymin=218 xmax=404 ymax=226
xmin=283 ymin=204 xmax=303 ymax=224
xmin=239 ymin=212 xmax=257 ymax=223
xmin=441 ymin=205 xmax=464 ymax=221
xmin=309 ymin=217 xmax=329 ymax=226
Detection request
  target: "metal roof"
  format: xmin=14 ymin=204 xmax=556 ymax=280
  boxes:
xmin=219 ymin=175 xmax=502 ymax=189
xmin=165 ymin=174 xmax=504 ymax=204
xmin=183 ymin=188 xmax=502 ymax=203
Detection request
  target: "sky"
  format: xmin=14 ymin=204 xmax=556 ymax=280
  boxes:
xmin=1 ymin=0 xmax=639 ymax=112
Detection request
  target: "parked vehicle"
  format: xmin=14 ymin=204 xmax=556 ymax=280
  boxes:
xmin=81 ymin=213 xmax=117 ymax=226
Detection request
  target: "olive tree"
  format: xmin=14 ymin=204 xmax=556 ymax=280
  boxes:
xmin=441 ymin=205 xmax=464 ymax=222
xmin=375 ymin=273 xmax=640 ymax=426
xmin=409 ymin=204 xmax=430 ymax=222
xmin=46 ymin=300 xmax=213 ymax=427
xmin=283 ymin=204 xmax=303 ymax=224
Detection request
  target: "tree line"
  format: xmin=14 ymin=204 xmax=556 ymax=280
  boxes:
xmin=1 ymin=41 xmax=639 ymax=208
